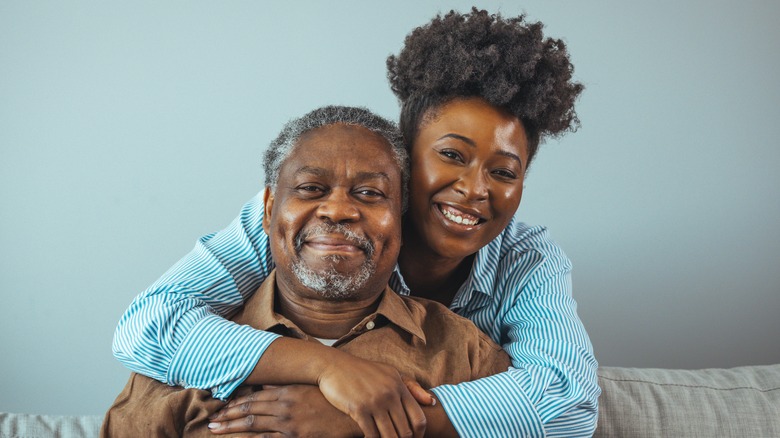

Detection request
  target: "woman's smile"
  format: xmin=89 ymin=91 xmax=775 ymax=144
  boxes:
xmin=437 ymin=203 xmax=483 ymax=227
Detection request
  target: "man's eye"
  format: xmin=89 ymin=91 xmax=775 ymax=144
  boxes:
xmin=296 ymin=185 xmax=325 ymax=194
xmin=355 ymin=189 xmax=385 ymax=199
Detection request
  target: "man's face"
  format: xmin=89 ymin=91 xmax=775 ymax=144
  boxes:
xmin=263 ymin=123 xmax=403 ymax=301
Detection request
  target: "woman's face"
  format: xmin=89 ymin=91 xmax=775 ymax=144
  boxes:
xmin=407 ymin=97 xmax=529 ymax=260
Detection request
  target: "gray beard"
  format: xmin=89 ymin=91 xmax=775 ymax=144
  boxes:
xmin=292 ymin=223 xmax=376 ymax=300
xmin=291 ymin=255 xmax=375 ymax=300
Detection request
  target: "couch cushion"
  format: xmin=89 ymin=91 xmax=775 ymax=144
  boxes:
xmin=595 ymin=364 xmax=780 ymax=437
xmin=0 ymin=412 xmax=102 ymax=438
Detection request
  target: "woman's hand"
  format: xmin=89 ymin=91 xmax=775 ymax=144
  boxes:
xmin=208 ymin=385 xmax=362 ymax=437
xmin=316 ymin=357 xmax=427 ymax=437
xmin=245 ymin=338 xmax=428 ymax=437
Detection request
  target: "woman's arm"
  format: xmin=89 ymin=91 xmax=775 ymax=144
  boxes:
xmin=112 ymin=191 xmax=276 ymax=399
xmin=430 ymin=245 xmax=600 ymax=437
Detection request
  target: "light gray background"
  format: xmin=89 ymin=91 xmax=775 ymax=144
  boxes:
xmin=2 ymin=0 xmax=778 ymax=416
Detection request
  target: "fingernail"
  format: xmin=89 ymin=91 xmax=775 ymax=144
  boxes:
xmin=431 ymin=397 xmax=437 ymax=406
xmin=208 ymin=422 xmax=221 ymax=430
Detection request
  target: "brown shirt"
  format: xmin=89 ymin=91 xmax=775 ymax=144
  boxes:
xmin=102 ymin=271 xmax=511 ymax=437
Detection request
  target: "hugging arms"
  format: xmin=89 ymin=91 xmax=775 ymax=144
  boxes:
xmin=109 ymin=9 xmax=600 ymax=437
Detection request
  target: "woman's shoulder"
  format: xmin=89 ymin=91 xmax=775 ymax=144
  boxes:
xmin=492 ymin=216 xmax=570 ymax=265
xmin=461 ymin=217 xmax=572 ymax=303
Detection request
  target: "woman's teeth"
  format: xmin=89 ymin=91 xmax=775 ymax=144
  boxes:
xmin=440 ymin=206 xmax=479 ymax=226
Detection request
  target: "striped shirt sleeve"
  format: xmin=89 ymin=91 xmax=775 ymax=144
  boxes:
xmin=111 ymin=191 xmax=279 ymax=399
xmin=430 ymin=240 xmax=600 ymax=437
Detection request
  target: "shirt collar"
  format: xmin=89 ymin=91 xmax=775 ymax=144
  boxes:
xmin=449 ymin=219 xmax=508 ymax=310
xmin=389 ymin=227 xmax=506 ymax=311
xmin=233 ymin=269 xmax=426 ymax=345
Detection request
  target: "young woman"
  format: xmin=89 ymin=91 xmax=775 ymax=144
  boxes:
xmin=113 ymin=9 xmax=599 ymax=437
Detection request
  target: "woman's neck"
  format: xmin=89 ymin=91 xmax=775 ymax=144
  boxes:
xmin=398 ymin=229 xmax=474 ymax=306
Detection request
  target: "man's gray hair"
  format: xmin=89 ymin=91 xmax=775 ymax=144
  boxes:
xmin=263 ymin=105 xmax=409 ymax=211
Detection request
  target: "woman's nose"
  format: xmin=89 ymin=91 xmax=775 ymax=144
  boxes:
xmin=452 ymin=166 xmax=489 ymax=201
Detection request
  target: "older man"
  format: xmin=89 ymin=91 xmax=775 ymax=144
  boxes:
xmin=102 ymin=106 xmax=510 ymax=437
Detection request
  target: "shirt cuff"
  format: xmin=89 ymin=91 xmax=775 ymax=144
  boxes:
xmin=167 ymin=314 xmax=280 ymax=400
xmin=431 ymin=370 xmax=544 ymax=438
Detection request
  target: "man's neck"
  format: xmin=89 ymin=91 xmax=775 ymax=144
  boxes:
xmin=274 ymin=279 xmax=383 ymax=340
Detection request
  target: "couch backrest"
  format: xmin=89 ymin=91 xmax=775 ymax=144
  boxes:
xmin=595 ymin=364 xmax=780 ymax=437
xmin=4 ymin=364 xmax=779 ymax=438
xmin=0 ymin=412 xmax=102 ymax=438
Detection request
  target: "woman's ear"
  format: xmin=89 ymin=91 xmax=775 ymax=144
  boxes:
xmin=262 ymin=187 xmax=274 ymax=234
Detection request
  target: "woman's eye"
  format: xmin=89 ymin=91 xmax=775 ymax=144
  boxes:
xmin=492 ymin=169 xmax=518 ymax=180
xmin=439 ymin=149 xmax=464 ymax=162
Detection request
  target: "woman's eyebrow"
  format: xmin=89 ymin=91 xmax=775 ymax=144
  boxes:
xmin=497 ymin=150 xmax=524 ymax=167
xmin=438 ymin=134 xmax=524 ymax=167
xmin=438 ymin=133 xmax=475 ymax=147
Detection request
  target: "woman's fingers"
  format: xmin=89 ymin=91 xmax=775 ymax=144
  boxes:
xmin=211 ymin=400 xmax=278 ymax=423
xmin=210 ymin=385 xmax=362 ymax=437
xmin=374 ymin=411 xmax=402 ymax=438
xmin=211 ymin=389 xmax=281 ymax=422
xmin=208 ymin=411 xmax=275 ymax=435
xmin=401 ymin=387 xmax=428 ymax=437
xmin=316 ymin=357 xmax=428 ymax=437
xmin=402 ymin=376 xmax=434 ymax=406
xmin=353 ymin=412 xmax=380 ymax=438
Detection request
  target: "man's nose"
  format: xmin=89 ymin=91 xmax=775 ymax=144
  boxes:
xmin=453 ymin=166 xmax=489 ymax=202
xmin=316 ymin=190 xmax=360 ymax=223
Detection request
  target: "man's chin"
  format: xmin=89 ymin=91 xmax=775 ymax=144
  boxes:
xmin=291 ymin=260 xmax=374 ymax=301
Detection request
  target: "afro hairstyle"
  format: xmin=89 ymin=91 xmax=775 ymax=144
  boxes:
xmin=387 ymin=7 xmax=583 ymax=163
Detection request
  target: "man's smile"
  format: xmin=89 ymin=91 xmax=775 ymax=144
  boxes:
xmin=304 ymin=235 xmax=364 ymax=254
xmin=295 ymin=224 xmax=375 ymax=258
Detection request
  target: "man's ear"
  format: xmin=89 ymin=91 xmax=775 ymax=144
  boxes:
xmin=262 ymin=187 xmax=274 ymax=234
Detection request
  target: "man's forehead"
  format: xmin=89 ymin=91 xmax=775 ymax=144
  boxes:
xmin=295 ymin=124 xmax=391 ymax=150
xmin=280 ymin=125 xmax=401 ymax=178
xmin=292 ymin=165 xmax=392 ymax=182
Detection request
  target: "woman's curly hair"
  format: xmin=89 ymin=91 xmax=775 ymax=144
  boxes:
xmin=387 ymin=7 xmax=583 ymax=163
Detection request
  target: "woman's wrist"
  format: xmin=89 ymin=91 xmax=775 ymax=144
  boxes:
xmin=421 ymin=402 xmax=457 ymax=438
xmin=245 ymin=337 xmax=343 ymax=385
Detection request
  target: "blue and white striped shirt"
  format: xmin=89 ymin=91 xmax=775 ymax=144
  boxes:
xmin=113 ymin=190 xmax=600 ymax=437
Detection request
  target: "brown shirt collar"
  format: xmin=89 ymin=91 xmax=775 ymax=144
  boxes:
xmin=231 ymin=270 xmax=427 ymax=346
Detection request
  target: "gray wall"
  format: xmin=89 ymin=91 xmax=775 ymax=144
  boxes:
xmin=1 ymin=0 xmax=778 ymax=416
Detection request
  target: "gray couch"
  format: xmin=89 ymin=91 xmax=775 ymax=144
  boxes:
xmin=595 ymin=364 xmax=779 ymax=437
xmin=3 ymin=364 xmax=778 ymax=437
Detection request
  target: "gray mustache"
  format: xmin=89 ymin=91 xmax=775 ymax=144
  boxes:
xmin=294 ymin=224 xmax=375 ymax=256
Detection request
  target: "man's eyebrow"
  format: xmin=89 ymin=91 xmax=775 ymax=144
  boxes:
xmin=438 ymin=134 xmax=524 ymax=167
xmin=294 ymin=166 xmax=329 ymax=177
xmin=355 ymin=171 xmax=391 ymax=183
